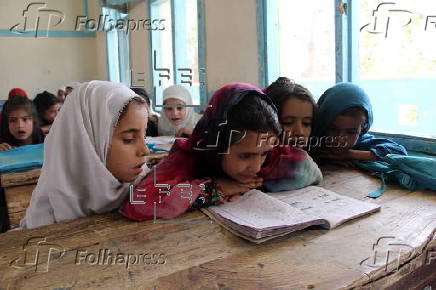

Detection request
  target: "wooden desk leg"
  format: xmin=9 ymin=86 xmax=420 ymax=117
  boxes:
xmin=0 ymin=187 xmax=10 ymax=233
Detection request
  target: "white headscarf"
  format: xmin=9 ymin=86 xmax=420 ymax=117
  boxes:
xmin=21 ymin=81 xmax=143 ymax=229
xmin=157 ymin=85 xmax=201 ymax=136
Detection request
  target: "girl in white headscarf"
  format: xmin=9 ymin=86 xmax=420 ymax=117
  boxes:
xmin=21 ymin=81 xmax=150 ymax=229
xmin=157 ymin=85 xmax=201 ymax=137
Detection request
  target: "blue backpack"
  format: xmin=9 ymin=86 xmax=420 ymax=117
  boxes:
xmin=356 ymin=154 xmax=436 ymax=197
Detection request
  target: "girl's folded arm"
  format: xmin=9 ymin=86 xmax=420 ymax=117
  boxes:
xmin=120 ymin=178 xmax=223 ymax=221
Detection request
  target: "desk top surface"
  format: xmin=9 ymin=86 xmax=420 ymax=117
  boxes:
xmin=0 ymin=145 xmax=172 ymax=188
xmin=1 ymin=167 xmax=435 ymax=289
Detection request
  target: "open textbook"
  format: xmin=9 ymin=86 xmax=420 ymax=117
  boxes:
xmin=201 ymin=186 xmax=381 ymax=243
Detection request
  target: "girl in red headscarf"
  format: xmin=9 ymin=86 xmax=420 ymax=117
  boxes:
xmin=0 ymin=96 xmax=44 ymax=151
xmin=120 ymin=83 xmax=322 ymax=221
xmin=8 ymin=88 xmax=28 ymax=99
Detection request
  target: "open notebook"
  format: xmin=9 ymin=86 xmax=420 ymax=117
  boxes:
xmin=202 ymin=186 xmax=381 ymax=243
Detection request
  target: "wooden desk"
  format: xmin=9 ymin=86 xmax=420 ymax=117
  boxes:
xmin=0 ymin=149 xmax=171 ymax=230
xmin=0 ymin=169 xmax=40 ymax=229
xmin=0 ymin=167 xmax=435 ymax=289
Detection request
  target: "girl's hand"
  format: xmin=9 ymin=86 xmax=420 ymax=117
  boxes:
xmin=315 ymin=148 xmax=353 ymax=160
xmin=316 ymin=149 xmax=376 ymax=161
xmin=216 ymin=178 xmax=261 ymax=197
xmin=0 ymin=143 xmax=13 ymax=151
xmin=330 ymin=160 xmax=355 ymax=168
xmin=222 ymin=194 xmax=243 ymax=203
xmin=239 ymin=177 xmax=263 ymax=189
xmin=175 ymin=127 xmax=194 ymax=138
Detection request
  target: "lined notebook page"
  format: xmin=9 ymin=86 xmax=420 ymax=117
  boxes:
xmin=271 ymin=186 xmax=381 ymax=228
xmin=208 ymin=190 xmax=322 ymax=230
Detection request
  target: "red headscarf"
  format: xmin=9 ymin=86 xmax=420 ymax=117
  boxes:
xmin=8 ymin=88 xmax=28 ymax=99
xmin=121 ymin=83 xmax=278 ymax=220
xmin=120 ymin=83 xmax=319 ymax=221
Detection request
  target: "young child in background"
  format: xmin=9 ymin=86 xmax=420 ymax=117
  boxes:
xmin=313 ymin=83 xmax=407 ymax=167
xmin=131 ymin=87 xmax=159 ymax=137
xmin=64 ymin=82 xmax=81 ymax=97
xmin=21 ymin=81 xmax=150 ymax=229
xmin=157 ymin=85 xmax=201 ymax=137
xmin=120 ymin=83 xmax=322 ymax=221
xmin=0 ymin=96 xmax=44 ymax=151
xmin=57 ymin=88 xmax=66 ymax=102
xmin=264 ymin=77 xmax=317 ymax=149
xmin=0 ymin=88 xmax=29 ymax=123
xmin=33 ymin=91 xmax=62 ymax=134
xmin=8 ymin=88 xmax=28 ymax=99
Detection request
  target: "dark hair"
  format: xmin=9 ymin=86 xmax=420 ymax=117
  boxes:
xmin=33 ymin=91 xmax=61 ymax=124
xmin=226 ymin=93 xmax=281 ymax=143
xmin=130 ymin=87 xmax=151 ymax=106
xmin=196 ymin=93 xmax=281 ymax=178
xmin=0 ymin=96 xmax=44 ymax=146
xmin=264 ymin=77 xmax=317 ymax=121
xmin=117 ymin=96 xmax=147 ymax=123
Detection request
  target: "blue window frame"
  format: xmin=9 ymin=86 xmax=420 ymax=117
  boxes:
xmin=149 ymin=0 xmax=205 ymax=110
xmin=260 ymin=0 xmax=436 ymax=149
xmin=103 ymin=7 xmax=131 ymax=85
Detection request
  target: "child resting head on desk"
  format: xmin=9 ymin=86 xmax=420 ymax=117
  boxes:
xmin=120 ymin=82 xmax=322 ymax=221
xmin=0 ymin=96 xmax=45 ymax=151
xmin=312 ymin=83 xmax=407 ymax=167
xmin=21 ymin=81 xmax=150 ymax=229
xmin=264 ymin=77 xmax=317 ymax=149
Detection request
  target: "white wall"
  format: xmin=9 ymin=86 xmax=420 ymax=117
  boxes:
xmin=128 ymin=0 xmax=260 ymax=100
xmin=204 ymin=0 xmax=260 ymax=93
xmin=0 ymin=0 xmax=107 ymax=99
xmin=128 ymin=1 xmax=153 ymax=94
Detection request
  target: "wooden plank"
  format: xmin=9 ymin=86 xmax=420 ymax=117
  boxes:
xmin=1 ymin=168 xmax=41 ymax=187
xmin=0 ymin=149 xmax=170 ymax=188
xmin=4 ymin=185 xmax=36 ymax=229
xmin=0 ymin=168 xmax=434 ymax=289
xmin=4 ymin=185 xmax=35 ymax=214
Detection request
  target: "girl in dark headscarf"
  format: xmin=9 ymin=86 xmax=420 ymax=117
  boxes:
xmin=33 ymin=91 xmax=61 ymax=134
xmin=313 ymin=83 xmax=407 ymax=167
xmin=121 ymin=83 xmax=322 ymax=221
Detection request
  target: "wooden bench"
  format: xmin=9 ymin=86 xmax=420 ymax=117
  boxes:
xmin=0 ymin=166 xmax=434 ymax=289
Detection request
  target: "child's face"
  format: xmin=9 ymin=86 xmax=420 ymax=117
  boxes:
xmin=106 ymin=103 xmax=150 ymax=183
xmin=280 ymin=98 xmax=313 ymax=146
xmin=57 ymin=90 xmax=65 ymax=101
xmin=326 ymin=115 xmax=362 ymax=149
xmin=8 ymin=109 xmax=34 ymax=141
xmin=65 ymin=87 xmax=73 ymax=95
xmin=43 ymin=103 xmax=61 ymax=123
xmin=221 ymin=131 xmax=275 ymax=184
xmin=163 ymin=98 xmax=186 ymax=126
